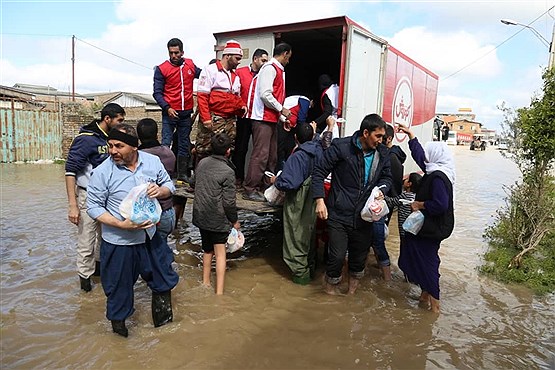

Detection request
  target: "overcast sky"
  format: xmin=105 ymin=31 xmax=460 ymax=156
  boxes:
xmin=2 ymin=0 xmax=554 ymax=131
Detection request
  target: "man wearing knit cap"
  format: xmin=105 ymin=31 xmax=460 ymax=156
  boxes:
xmin=153 ymin=38 xmax=202 ymax=183
xmin=195 ymin=40 xmax=247 ymax=166
xmin=243 ymin=42 xmax=293 ymax=202
xmin=87 ymin=123 xmax=179 ymax=338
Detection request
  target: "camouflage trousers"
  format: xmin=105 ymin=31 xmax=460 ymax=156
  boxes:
xmin=195 ymin=114 xmax=237 ymax=161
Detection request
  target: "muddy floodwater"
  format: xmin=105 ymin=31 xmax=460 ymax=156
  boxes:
xmin=1 ymin=146 xmax=554 ymax=369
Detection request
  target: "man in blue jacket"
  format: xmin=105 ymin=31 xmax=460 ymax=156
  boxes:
xmin=312 ymin=113 xmax=392 ymax=295
xmin=65 ymin=103 xmax=125 ymax=292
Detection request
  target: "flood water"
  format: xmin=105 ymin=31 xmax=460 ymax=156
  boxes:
xmin=1 ymin=146 xmax=554 ymax=369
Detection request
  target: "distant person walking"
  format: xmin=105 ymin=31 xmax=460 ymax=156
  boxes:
xmin=65 ymin=103 xmax=125 ymax=292
xmin=153 ymin=37 xmax=201 ymax=182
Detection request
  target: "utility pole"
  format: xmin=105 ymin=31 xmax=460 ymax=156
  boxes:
xmin=549 ymin=22 xmax=555 ymax=69
xmin=72 ymin=35 xmax=75 ymax=102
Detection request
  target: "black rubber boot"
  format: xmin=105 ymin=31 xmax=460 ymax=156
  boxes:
xmin=176 ymin=156 xmax=188 ymax=182
xmin=80 ymin=276 xmax=92 ymax=292
xmin=152 ymin=290 xmax=173 ymax=328
xmin=93 ymin=261 xmax=101 ymax=277
xmin=111 ymin=320 xmax=128 ymax=338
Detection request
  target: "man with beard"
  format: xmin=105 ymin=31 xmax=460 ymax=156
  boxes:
xmin=153 ymin=38 xmax=201 ymax=182
xmin=87 ymin=123 xmax=178 ymax=337
xmin=195 ymin=40 xmax=247 ymax=165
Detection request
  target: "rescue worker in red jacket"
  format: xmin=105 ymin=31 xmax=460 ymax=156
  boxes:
xmin=195 ymin=40 xmax=247 ymax=166
xmin=153 ymin=38 xmax=201 ymax=182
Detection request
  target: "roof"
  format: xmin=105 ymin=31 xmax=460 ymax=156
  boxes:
xmin=13 ymin=83 xmax=87 ymax=98
xmin=104 ymin=92 xmax=157 ymax=105
xmin=0 ymin=85 xmax=36 ymax=100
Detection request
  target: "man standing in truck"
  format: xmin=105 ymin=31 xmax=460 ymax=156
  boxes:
xmin=243 ymin=42 xmax=293 ymax=202
xmin=233 ymin=48 xmax=269 ymax=187
xmin=153 ymin=38 xmax=201 ymax=182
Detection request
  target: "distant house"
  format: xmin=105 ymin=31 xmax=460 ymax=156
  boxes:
xmin=0 ymin=85 xmax=43 ymax=110
xmin=12 ymin=83 xmax=88 ymax=110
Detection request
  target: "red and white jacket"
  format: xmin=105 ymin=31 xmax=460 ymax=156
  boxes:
xmin=197 ymin=60 xmax=244 ymax=123
xmin=153 ymin=58 xmax=199 ymax=112
xmin=248 ymin=59 xmax=285 ymax=123
xmin=235 ymin=65 xmax=257 ymax=106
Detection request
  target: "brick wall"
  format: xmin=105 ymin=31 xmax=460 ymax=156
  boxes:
xmin=61 ymin=103 xmax=164 ymax=158
xmin=62 ymin=103 xmax=93 ymax=159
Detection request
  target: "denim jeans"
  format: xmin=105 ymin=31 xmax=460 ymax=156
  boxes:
xmin=161 ymin=110 xmax=193 ymax=157
xmin=372 ymin=216 xmax=391 ymax=266
xmin=157 ymin=208 xmax=176 ymax=241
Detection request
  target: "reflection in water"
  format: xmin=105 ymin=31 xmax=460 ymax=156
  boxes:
xmin=1 ymin=147 xmax=554 ymax=369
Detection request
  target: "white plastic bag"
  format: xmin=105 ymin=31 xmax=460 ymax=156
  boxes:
xmin=226 ymin=228 xmax=245 ymax=253
xmin=402 ymin=210 xmax=425 ymax=235
xmin=264 ymin=185 xmax=285 ymax=206
xmin=361 ymin=187 xmax=389 ymax=222
xmin=119 ymin=183 xmax=162 ymax=224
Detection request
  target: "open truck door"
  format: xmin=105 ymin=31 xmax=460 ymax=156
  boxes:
xmin=342 ymin=24 xmax=387 ymax=137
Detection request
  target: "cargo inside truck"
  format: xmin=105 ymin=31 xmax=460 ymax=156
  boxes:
xmin=275 ymin=25 xmax=343 ymax=121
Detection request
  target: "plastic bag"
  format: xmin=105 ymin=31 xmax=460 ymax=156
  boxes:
xmin=119 ymin=183 xmax=162 ymax=225
xmin=226 ymin=228 xmax=245 ymax=253
xmin=361 ymin=187 xmax=389 ymax=222
xmin=402 ymin=210 xmax=425 ymax=235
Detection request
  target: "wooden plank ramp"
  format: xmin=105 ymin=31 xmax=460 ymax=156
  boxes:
xmin=173 ymin=181 xmax=280 ymax=214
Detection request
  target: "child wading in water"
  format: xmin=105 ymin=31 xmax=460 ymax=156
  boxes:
xmin=192 ymin=133 xmax=241 ymax=294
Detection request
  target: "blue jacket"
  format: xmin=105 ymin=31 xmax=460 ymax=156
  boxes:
xmin=65 ymin=120 xmax=110 ymax=188
xmin=311 ymin=130 xmax=392 ymax=228
xmin=275 ymin=138 xmax=323 ymax=192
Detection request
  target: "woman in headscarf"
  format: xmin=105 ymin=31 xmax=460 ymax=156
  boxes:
xmin=396 ymin=125 xmax=455 ymax=313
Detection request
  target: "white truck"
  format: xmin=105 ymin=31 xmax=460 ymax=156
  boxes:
xmin=213 ymin=16 xmax=439 ymax=174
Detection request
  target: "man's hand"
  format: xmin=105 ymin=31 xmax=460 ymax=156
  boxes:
xmin=120 ymin=218 xmax=154 ymax=230
xmin=146 ymin=183 xmax=163 ymax=198
xmin=411 ymin=201 xmax=425 ymax=212
xmin=203 ymin=120 xmax=213 ymax=131
xmin=315 ymin=198 xmax=328 ymax=220
xmin=168 ymin=108 xmax=179 ymax=118
xmin=281 ymin=107 xmax=291 ymax=119
xmin=241 ymin=106 xmax=248 ymax=118
xmin=283 ymin=121 xmax=292 ymax=132
xmin=68 ymin=204 xmax=80 ymax=225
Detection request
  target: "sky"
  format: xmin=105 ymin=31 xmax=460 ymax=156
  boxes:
xmin=1 ymin=0 xmax=554 ymax=131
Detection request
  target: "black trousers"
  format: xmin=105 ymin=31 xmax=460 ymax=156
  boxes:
xmin=232 ymin=117 xmax=252 ymax=180
xmin=325 ymin=218 xmax=373 ymax=284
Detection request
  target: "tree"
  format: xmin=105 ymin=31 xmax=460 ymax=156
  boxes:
xmin=482 ymin=69 xmax=555 ymax=294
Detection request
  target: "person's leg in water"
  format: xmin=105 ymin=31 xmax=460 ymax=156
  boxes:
xmin=372 ymin=217 xmax=392 ymax=281
xmin=346 ymin=223 xmax=373 ymax=294
xmin=213 ymin=243 xmax=226 ymax=295
xmin=323 ymin=220 xmax=347 ymax=296
xmin=202 ymin=251 xmax=213 ymax=288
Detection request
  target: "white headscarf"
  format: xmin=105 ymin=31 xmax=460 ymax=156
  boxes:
xmin=424 ymin=142 xmax=456 ymax=186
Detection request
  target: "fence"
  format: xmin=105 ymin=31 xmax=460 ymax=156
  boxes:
xmin=1 ymin=106 xmax=62 ymax=163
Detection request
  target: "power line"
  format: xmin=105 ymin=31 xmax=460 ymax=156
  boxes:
xmin=442 ymin=5 xmax=554 ymax=81
xmin=4 ymin=32 xmax=153 ymax=70
xmin=73 ymin=36 xmax=152 ymax=70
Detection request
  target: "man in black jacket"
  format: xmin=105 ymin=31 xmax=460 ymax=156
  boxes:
xmin=312 ymin=113 xmax=392 ymax=295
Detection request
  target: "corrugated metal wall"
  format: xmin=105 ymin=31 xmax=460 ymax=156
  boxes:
xmin=1 ymin=108 xmax=62 ymax=162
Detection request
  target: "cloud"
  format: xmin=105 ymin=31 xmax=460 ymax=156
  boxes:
xmin=386 ymin=26 xmax=503 ymax=79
